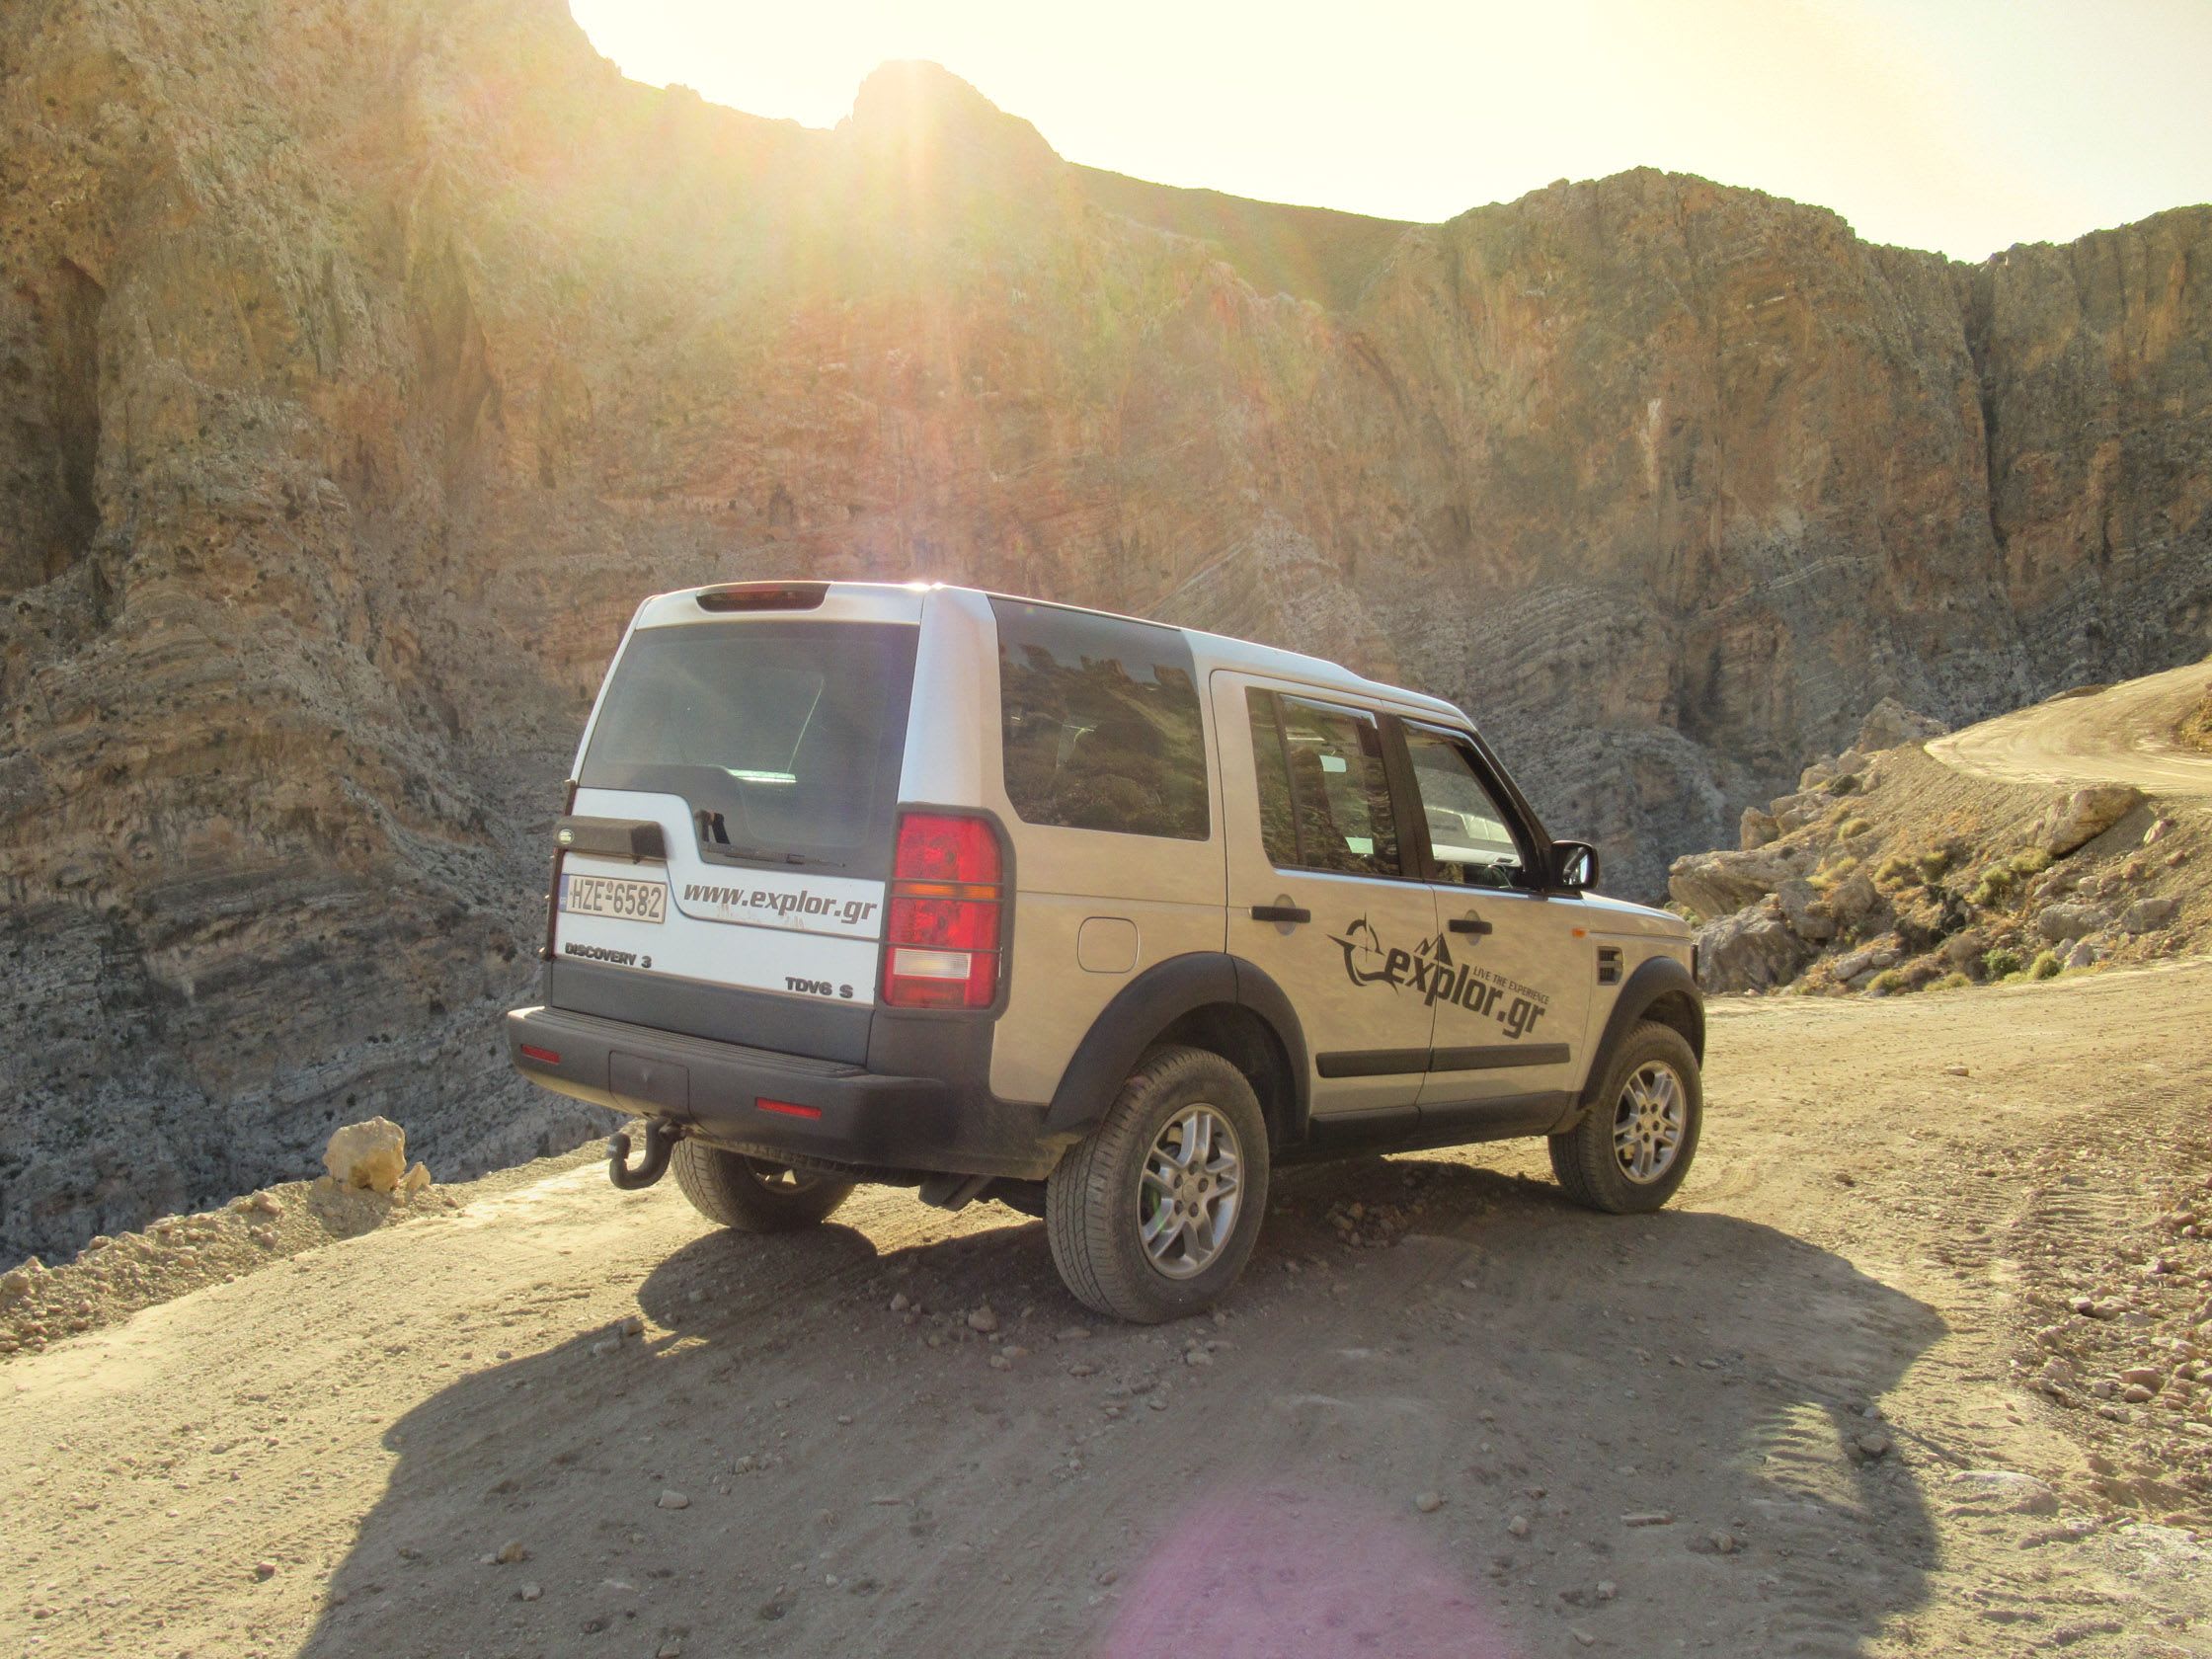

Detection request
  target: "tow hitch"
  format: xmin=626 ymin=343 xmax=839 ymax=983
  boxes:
xmin=608 ymin=1118 xmax=683 ymax=1190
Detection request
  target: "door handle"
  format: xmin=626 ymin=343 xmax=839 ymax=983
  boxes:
xmin=1448 ymin=915 xmax=1493 ymax=935
xmin=1249 ymin=905 xmax=1311 ymax=924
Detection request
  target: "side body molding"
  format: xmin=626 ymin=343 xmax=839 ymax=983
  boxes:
xmin=1555 ymin=953 xmax=1705 ymax=1132
xmin=1042 ymin=953 xmax=1311 ymax=1143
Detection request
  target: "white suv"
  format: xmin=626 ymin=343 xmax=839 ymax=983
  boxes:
xmin=510 ymin=581 xmax=1703 ymax=1321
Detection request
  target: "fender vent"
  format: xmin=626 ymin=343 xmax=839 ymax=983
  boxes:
xmin=1597 ymin=945 xmax=1623 ymax=986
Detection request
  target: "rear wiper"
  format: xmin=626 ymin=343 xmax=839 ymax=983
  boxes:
xmin=720 ymin=843 xmax=843 ymax=870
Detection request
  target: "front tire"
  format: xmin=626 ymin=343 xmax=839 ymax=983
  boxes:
xmin=1046 ymin=1046 xmax=1270 ymax=1323
xmin=672 ymin=1139 xmax=854 ymax=1232
xmin=1549 ymin=1021 xmax=1702 ymax=1214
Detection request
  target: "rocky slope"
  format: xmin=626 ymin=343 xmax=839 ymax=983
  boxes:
xmin=1677 ymin=684 xmax=2211 ymax=996
xmin=2 ymin=0 xmax=2209 ymax=1260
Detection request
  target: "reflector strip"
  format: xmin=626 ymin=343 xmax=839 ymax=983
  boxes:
xmin=756 ymin=1098 xmax=824 ymax=1120
xmin=519 ymin=1045 xmax=561 ymax=1066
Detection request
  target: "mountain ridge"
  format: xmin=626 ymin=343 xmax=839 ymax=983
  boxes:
xmin=1 ymin=0 xmax=2206 ymax=1260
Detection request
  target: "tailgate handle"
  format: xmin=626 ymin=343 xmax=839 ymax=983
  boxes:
xmin=1249 ymin=905 xmax=1311 ymax=924
xmin=556 ymin=816 xmax=668 ymax=862
xmin=1448 ymin=915 xmax=1493 ymax=935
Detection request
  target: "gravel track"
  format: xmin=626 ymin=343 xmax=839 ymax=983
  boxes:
xmin=6 ymin=961 xmax=2211 ymax=1658
xmin=1928 ymin=661 xmax=2212 ymax=798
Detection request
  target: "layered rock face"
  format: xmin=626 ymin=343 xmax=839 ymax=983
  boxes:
xmin=2 ymin=0 xmax=2208 ymax=1259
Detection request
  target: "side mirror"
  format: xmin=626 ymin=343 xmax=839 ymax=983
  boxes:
xmin=1550 ymin=839 xmax=1600 ymax=892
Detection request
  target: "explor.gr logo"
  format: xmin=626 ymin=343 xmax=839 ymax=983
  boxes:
xmin=1328 ymin=915 xmax=1552 ymax=1040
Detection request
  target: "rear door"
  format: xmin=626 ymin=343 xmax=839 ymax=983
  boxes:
xmin=549 ymin=601 xmax=917 ymax=1057
xmin=1398 ymin=719 xmax=1591 ymax=1123
xmin=1214 ymin=674 xmax=1439 ymax=1133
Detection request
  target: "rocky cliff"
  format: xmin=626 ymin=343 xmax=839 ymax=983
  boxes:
xmin=3 ymin=0 xmax=2208 ymax=1260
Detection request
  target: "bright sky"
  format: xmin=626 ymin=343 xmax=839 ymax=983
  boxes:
xmin=568 ymin=0 xmax=2212 ymax=261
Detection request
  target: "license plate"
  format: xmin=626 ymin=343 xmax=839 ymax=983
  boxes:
xmin=561 ymin=874 xmax=667 ymax=924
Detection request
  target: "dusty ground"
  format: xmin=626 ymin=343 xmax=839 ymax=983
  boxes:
xmin=5 ymin=959 xmax=2210 ymax=1659
xmin=1928 ymin=660 xmax=2212 ymax=798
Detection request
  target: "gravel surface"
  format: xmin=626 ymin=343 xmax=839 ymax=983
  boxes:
xmin=5 ymin=961 xmax=2211 ymax=1656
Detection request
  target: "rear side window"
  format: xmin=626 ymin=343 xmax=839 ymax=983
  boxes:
xmin=1246 ymin=689 xmax=1402 ymax=877
xmin=579 ymin=621 xmax=916 ymax=872
xmin=991 ymin=597 xmax=1209 ymax=841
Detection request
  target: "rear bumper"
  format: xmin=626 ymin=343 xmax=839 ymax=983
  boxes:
xmin=507 ymin=1005 xmax=1066 ymax=1181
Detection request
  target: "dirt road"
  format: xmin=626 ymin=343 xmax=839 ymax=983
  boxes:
xmin=7 ymin=960 xmax=2211 ymax=1659
xmin=1928 ymin=661 xmax=2212 ymax=797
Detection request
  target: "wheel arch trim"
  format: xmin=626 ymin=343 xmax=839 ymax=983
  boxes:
xmin=1556 ymin=954 xmax=1704 ymax=1132
xmin=1042 ymin=953 xmax=1311 ymax=1144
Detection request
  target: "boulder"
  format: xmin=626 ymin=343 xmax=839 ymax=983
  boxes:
xmin=1776 ymin=878 xmax=1837 ymax=943
xmin=2035 ymin=903 xmax=2111 ymax=944
xmin=1695 ymin=908 xmax=1813 ymax=992
xmin=1832 ymin=941 xmax=1898 ymax=985
xmin=323 ymin=1117 xmax=408 ymax=1193
xmin=1766 ymin=790 xmax=1829 ymax=831
xmin=2036 ymin=784 xmax=2147 ymax=857
xmin=1823 ymin=871 xmax=1888 ymax=934
xmin=1941 ymin=927 xmax=1988 ymax=971
xmin=1668 ymin=844 xmax=1813 ymax=922
xmin=1833 ymin=749 xmax=1869 ymax=777
xmin=1798 ymin=758 xmax=1838 ymax=791
xmin=2121 ymin=897 xmax=2179 ymax=934
xmin=1855 ymin=698 xmax=1947 ymax=754
xmin=2063 ymin=937 xmax=2103 ymax=971
xmin=1739 ymin=808 xmax=1780 ymax=850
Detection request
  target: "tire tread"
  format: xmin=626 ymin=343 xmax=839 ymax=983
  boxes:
xmin=672 ymin=1139 xmax=854 ymax=1232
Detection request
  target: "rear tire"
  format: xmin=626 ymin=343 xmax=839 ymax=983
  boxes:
xmin=1046 ymin=1046 xmax=1270 ymax=1323
xmin=672 ymin=1139 xmax=854 ymax=1232
xmin=1549 ymin=1020 xmax=1702 ymax=1214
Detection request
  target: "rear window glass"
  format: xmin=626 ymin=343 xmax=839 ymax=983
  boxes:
xmin=579 ymin=621 xmax=916 ymax=871
xmin=991 ymin=597 xmax=1209 ymax=841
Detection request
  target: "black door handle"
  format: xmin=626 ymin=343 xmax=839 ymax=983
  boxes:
xmin=1448 ymin=916 xmax=1493 ymax=935
xmin=1250 ymin=905 xmax=1311 ymax=924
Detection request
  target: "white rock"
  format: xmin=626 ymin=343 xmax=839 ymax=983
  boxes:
xmin=322 ymin=1118 xmax=408 ymax=1193
xmin=657 ymin=1489 xmax=690 ymax=1510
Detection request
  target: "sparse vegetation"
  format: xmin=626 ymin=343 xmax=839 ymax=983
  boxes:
xmin=1868 ymin=969 xmax=1909 ymax=994
xmin=1970 ymin=865 xmax=2016 ymax=907
xmin=1932 ymin=971 xmax=1972 ymax=991
xmin=1982 ymin=947 xmax=2022 ymax=979
xmin=1918 ymin=848 xmax=1953 ymax=880
xmin=1875 ymin=854 xmax=1918 ymax=887
xmin=2178 ymin=680 xmax=2212 ymax=753
xmin=1823 ymin=772 xmax=1861 ymax=796
xmin=1840 ymin=817 xmax=1874 ymax=839
xmin=2030 ymin=950 xmax=2063 ymax=981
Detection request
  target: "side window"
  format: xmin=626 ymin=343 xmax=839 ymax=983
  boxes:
xmin=1245 ymin=689 xmax=1401 ymax=878
xmin=1402 ymin=724 xmax=1532 ymax=890
xmin=990 ymin=597 xmax=1210 ymax=840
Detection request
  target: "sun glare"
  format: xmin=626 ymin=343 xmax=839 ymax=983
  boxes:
xmin=566 ymin=0 xmax=2212 ymax=260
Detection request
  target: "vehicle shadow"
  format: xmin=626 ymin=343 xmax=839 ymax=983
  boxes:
xmin=295 ymin=1156 xmax=1946 ymax=1658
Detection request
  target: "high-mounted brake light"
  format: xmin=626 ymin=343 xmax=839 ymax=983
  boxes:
xmin=881 ymin=813 xmax=1004 ymax=1009
xmin=519 ymin=1045 xmax=561 ymax=1066
xmin=694 ymin=582 xmax=828 ymax=612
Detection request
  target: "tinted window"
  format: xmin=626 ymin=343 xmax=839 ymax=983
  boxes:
xmin=992 ymin=598 xmax=1209 ymax=840
xmin=1246 ymin=689 xmax=1401 ymax=878
xmin=579 ymin=621 xmax=916 ymax=872
xmin=1403 ymin=724 xmax=1532 ymax=889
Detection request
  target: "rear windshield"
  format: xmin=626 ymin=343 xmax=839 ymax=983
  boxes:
xmin=579 ymin=620 xmax=916 ymax=871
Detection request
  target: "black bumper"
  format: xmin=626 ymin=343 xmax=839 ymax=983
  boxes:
xmin=507 ymin=1005 xmax=1067 ymax=1182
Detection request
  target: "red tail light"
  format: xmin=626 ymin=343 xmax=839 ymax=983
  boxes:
xmin=881 ymin=813 xmax=1004 ymax=1009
